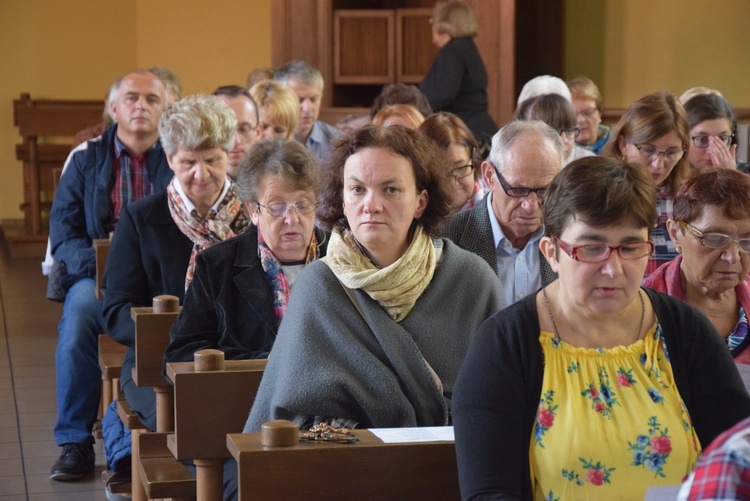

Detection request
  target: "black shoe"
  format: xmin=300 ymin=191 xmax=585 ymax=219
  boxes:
xmin=50 ymin=442 xmax=95 ymax=481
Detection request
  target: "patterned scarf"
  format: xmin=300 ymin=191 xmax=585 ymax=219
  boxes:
xmin=258 ymin=229 xmax=320 ymax=327
xmin=167 ymin=177 xmax=251 ymax=291
xmin=322 ymin=225 xmax=437 ymax=322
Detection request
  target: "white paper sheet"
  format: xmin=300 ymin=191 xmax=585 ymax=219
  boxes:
xmin=369 ymin=426 xmax=454 ymax=443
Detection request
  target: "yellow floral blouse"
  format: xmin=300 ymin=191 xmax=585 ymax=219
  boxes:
xmin=530 ymin=321 xmax=701 ymax=500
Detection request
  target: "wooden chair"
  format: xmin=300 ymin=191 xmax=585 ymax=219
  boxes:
xmin=226 ymin=423 xmax=460 ymax=500
xmin=12 ymin=93 xmax=102 ymax=236
xmin=165 ymin=350 xmax=267 ymax=501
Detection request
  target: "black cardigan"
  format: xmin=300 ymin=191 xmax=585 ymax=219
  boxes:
xmin=452 ymin=288 xmax=750 ymax=500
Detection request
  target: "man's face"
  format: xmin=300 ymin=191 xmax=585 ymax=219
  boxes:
xmin=482 ymin=134 xmax=562 ymax=249
xmin=110 ymin=72 xmax=166 ymax=138
xmin=286 ymin=79 xmax=322 ymax=141
xmin=217 ymin=94 xmax=260 ymax=178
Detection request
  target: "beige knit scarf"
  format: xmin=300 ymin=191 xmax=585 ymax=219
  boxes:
xmin=322 ymin=225 xmax=437 ymax=322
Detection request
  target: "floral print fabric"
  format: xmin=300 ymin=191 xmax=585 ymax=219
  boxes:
xmin=530 ymin=321 xmax=701 ymax=500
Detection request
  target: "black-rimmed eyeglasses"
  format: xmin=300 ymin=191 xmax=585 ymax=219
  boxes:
xmin=690 ymin=134 xmax=734 ymax=149
xmin=490 ymin=164 xmax=548 ymax=199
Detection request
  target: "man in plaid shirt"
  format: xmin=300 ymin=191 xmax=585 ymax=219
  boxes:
xmin=679 ymin=416 xmax=750 ymax=500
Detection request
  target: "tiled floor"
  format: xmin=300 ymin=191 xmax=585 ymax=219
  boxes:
xmin=0 ymin=250 xmax=108 ymax=500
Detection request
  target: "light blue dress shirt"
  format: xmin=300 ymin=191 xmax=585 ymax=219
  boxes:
xmin=486 ymin=192 xmax=544 ymax=305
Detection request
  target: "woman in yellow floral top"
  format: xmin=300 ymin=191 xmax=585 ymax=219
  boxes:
xmin=453 ymin=156 xmax=750 ymax=500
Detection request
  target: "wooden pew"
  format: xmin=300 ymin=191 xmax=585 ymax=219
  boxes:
xmin=117 ymin=295 xmax=189 ymax=501
xmin=12 ymin=93 xmax=102 ymax=236
xmin=165 ymin=350 xmax=266 ymax=501
xmin=227 ymin=423 xmax=460 ymax=500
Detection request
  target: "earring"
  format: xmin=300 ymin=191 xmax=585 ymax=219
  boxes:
xmin=675 ymin=244 xmax=682 ymax=254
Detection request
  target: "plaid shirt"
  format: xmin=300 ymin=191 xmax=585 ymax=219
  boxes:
xmin=109 ymin=135 xmax=154 ymax=231
xmin=678 ymin=416 xmax=750 ymax=500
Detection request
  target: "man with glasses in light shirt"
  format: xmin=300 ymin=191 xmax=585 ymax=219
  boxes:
xmin=213 ymin=86 xmax=261 ymax=179
xmin=444 ymin=120 xmax=564 ymax=305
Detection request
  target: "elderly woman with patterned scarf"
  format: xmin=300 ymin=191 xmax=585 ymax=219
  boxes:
xmin=102 ymin=94 xmax=251 ymax=434
xmin=164 ymin=138 xmax=327 ymax=364
xmin=244 ymin=124 xmax=505 ymax=433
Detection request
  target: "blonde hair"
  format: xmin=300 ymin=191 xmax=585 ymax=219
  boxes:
xmin=431 ymin=1 xmax=478 ymax=38
xmin=678 ymin=86 xmax=723 ymax=105
xmin=567 ymin=76 xmax=603 ymax=110
xmin=249 ymin=80 xmax=300 ymax=140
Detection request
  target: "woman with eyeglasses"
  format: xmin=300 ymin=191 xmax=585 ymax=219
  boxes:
xmin=568 ymin=76 xmax=612 ymax=154
xmin=453 ymin=156 xmax=750 ymax=500
xmin=683 ymin=93 xmax=750 ymax=173
xmin=418 ymin=111 xmax=485 ymax=213
xmin=604 ymin=91 xmax=690 ymax=276
xmin=643 ymin=168 xmax=750 ymax=363
xmin=515 ymin=93 xmax=595 ymax=166
xmin=164 ymin=139 xmax=327 ymax=364
xmin=244 ymin=124 xmax=504 ymax=434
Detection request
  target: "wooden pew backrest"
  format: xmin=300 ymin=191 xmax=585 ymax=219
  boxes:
xmin=227 ymin=429 xmax=460 ymax=501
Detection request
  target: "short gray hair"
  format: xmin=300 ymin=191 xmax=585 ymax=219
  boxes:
xmin=237 ymin=139 xmax=320 ymax=204
xmin=158 ymin=95 xmax=237 ymax=157
xmin=488 ymin=120 xmax=565 ymax=173
xmin=274 ymin=60 xmax=324 ymax=92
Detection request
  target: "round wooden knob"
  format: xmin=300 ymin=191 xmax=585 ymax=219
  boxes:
xmin=261 ymin=420 xmax=299 ymax=447
xmin=194 ymin=349 xmax=225 ymax=372
xmin=152 ymin=294 xmax=179 ymax=313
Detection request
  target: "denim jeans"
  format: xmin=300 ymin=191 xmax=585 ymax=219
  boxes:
xmin=54 ymin=278 xmax=104 ymax=445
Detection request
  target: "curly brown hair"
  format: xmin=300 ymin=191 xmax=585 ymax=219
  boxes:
xmin=317 ymin=124 xmax=453 ymax=237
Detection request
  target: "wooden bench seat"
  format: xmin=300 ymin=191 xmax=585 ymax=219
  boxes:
xmin=138 ymin=432 xmax=195 ymax=500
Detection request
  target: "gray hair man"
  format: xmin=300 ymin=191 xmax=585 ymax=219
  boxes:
xmin=274 ymin=60 xmax=340 ymax=165
xmin=443 ymin=120 xmax=565 ymax=305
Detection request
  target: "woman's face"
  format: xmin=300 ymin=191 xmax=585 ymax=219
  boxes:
xmin=542 ymin=219 xmax=650 ymax=317
xmin=668 ymin=205 xmax=750 ymax=296
xmin=619 ymin=131 xmax=683 ymax=188
xmin=250 ymin=175 xmax=317 ymax=263
xmin=447 ymin=142 xmax=475 ymax=211
xmin=559 ymin=128 xmax=575 ymax=159
xmin=572 ymin=98 xmax=601 ymax=146
xmin=342 ymin=147 xmax=428 ymax=268
xmin=687 ymin=118 xmax=734 ymax=169
xmin=167 ymin=146 xmax=228 ymax=217
xmin=258 ymin=107 xmax=292 ymax=140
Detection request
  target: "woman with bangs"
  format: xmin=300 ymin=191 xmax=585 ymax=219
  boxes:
xmin=249 ymin=79 xmax=299 ymax=140
xmin=453 ymin=156 xmax=750 ymax=500
xmin=604 ymin=91 xmax=691 ymax=276
xmin=418 ymin=111 xmax=484 ymax=213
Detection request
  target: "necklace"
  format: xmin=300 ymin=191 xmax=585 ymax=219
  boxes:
xmin=542 ymin=287 xmax=646 ymax=345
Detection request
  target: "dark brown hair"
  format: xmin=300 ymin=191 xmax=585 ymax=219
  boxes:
xmin=673 ymin=168 xmax=750 ymax=223
xmin=418 ymin=112 xmax=480 ymax=179
xmin=317 ymin=124 xmax=452 ymax=237
xmin=602 ymin=91 xmax=689 ymax=196
xmin=543 ymin=156 xmax=657 ymax=238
